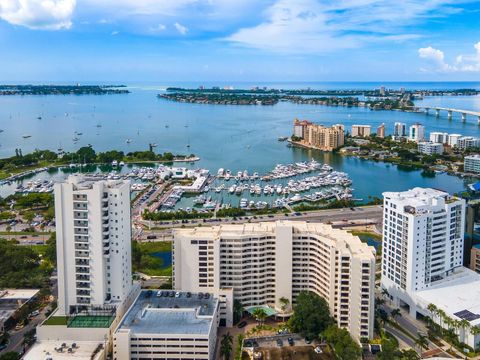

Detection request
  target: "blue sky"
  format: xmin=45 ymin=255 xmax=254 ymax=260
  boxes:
xmin=1 ymin=0 xmax=480 ymax=82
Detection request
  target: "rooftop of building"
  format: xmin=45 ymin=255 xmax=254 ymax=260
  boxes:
xmin=465 ymin=154 xmax=480 ymax=159
xmin=415 ymin=267 xmax=480 ymax=326
xmin=0 ymin=289 xmax=39 ymax=324
xmin=383 ymin=187 xmax=461 ymax=207
xmin=64 ymin=175 xmax=129 ymax=190
xmin=116 ymin=290 xmax=217 ymax=335
xmin=174 ymin=220 xmax=375 ymax=260
xmin=24 ymin=340 xmax=104 ymax=360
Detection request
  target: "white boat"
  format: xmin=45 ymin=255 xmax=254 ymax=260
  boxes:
xmin=22 ymin=134 xmax=32 ymax=139
xmin=112 ymin=160 xmax=118 ymax=167
xmin=228 ymin=186 xmax=235 ymax=194
xmin=126 ymin=139 xmax=132 ymax=144
xmin=217 ymin=168 xmax=225 ymax=176
xmin=119 ymin=161 xmax=125 ymax=166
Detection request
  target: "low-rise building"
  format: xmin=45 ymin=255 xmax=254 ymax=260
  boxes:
xmin=470 ymin=245 xmax=480 ymax=274
xmin=173 ymin=221 xmax=376 ymax=340
xmin=0 ymin=289 xmax=39 ymax=333
xmin=465 ymin=155 xmax=480 ymax=174
xmin=351 ymin=125 xmax=371 ymax=138
xmin=417 ymin=141 xmax=444 ymax=155
xmin=113 ymin=290 xmax=219 ymax=360
xmin=457 ymin=136 xmax=480 ymax=150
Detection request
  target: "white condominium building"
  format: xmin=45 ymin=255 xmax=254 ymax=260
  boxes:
xmin=393 ymin=122 xmax=407 ymax=137
xmin=464 ymin=154 xmax=480 ymax=174
xmin=457 ymin=136 xmax=480 ymax=150
xmin=429 ymin=132 xmax=449 ymax=144
xmin=381 ymin=188 xmax=465 ymax=310
xmin=173 ymin=221 xmax=376 ymax=340
xmin=54 ymin=175 xmax=133 ymax=316
xmin=417 ymin=141 xmax=444 ymax=155
xmin=448 ymin=134 xmax=462 ymax=147
xmin=409 ymin=123 xmax=425 ymax=143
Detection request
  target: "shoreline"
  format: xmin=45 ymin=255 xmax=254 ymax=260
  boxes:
xmin=0 ymin=156 xmax=200 ymax=183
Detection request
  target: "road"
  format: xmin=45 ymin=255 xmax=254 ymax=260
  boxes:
xmin=136 ymin=205 xmax=383 ymax=240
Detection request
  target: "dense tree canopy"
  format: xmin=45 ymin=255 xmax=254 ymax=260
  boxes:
xmin=288 ymin=291 xmax=333 ymax=339
xmin=322 ymin=324 xmax=362 ymax=360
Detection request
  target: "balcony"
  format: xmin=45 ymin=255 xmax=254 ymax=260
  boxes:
xmin=75 ymin=251 xmax=89 ymax=258
xmin=76 ymin=282 xmax=90 ymax=289
xmin=76 ymin=290 xmax=90 ymax=297
xmin=102 ymin=201 xmax=108 ymax=210
xmin=76 ymin=274 xmax=89 ymax=281
xmin=102 ymin=211 xmax=109 ymax=220
xmin=103 ymin=250 xmax=110 ymax=257
xmin=75 ymin=259 xmax=89 ymax=266
xmin=76 ymin=267 xmax=90 ymax=274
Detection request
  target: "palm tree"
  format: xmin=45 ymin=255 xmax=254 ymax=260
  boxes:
xmin=220 ymin=332 xmax=233 ymax=360
xmin=233 ymin=299 xmax=244 ymax=324
xmin=444 ymin=328 xmax=457 ymax=350
xmin=375 ymin=297 xmax=385 ymax=307
xmin=458 ymin=318 xmax=470 ymax=343
xmin=400 ymin=349 xmax=420 ymax=360
xmin=252 ymin=308 xmax=268 ymax=325
xmin=279 ymin=297 xmax=290 ymax=313
xmin=390 ymin=308 xmax=402 ymax=323
xmin=415 ymin=333 xmax=428 ymax=356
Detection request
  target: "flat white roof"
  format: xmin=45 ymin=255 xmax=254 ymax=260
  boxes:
xmin=0 ymin=289 xmax=39 ymax=300
xmin=415 ymin=267 xmax=480 ymax=326
xmin=24 ymin=341 xmax=103 ymax=360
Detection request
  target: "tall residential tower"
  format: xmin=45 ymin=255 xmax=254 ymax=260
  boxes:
xmin=54 ymin=175 xmax=133 ymax=316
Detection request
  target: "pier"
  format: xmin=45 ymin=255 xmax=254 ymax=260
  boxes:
xmin=410 ymin=106 xmax=480 ymax=124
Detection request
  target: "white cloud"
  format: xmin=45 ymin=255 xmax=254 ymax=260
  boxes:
xmin=0 ymin=0 xmax=76 ymax=30
xmin=225 ymin=0 xmax=470 ymax=54
xmin=418 ymin=42 xmax=480 ymax=72
xmin=174 ymin=21 xmax=187 ymax=35
xmin=149 ymin=23 xmax=166 ymax=32
xmin=111 ymin=30 xmax=119 ymax=35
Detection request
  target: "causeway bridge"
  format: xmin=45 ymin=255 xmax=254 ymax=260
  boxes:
xmin=409 ymin=106 xmax=480 ymax=124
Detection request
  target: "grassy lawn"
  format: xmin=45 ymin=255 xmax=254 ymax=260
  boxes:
xmin=29 ymin=244 xmax=48 ymax=256
xmin=43 ymin=316 xmax=67 ymax=326
xmin=135 ymin=241 xmax=172 ymax=277
xmin=349 ymin=230 xmax=382 ymax=240
xmin=0 ymin=231 xmax=50 ymax=235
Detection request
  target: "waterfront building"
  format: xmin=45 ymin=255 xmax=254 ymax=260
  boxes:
xmin=173 ymin=221 xmax=376 ymax=340
xmin=464 ymin=155 xmax=480 ymax=174
xmin=448 ymin=134 xmax=462 ymax=147
xmin=54 ymin=175 xmax=134 ymax=316
xmin=465 ymin=198 xmax=480 ymax=267
xmin=351 ymin=125 xmax=372 ymax=138
xmin=376 ymin=123 xmax=385 ymax=138
xmin=408 ymin=123 xmax=425 ymax=142
xmin=113 ymin=290 xmax=219 ymax=360
xmin=380 ymin=188 xmax=480 ymax=349
xmin=292 ymin=119 xmax=344 ymax=151
xmin=457 ymin=136 xmax=480 ymax=150
xmin=429 ymin=132 xmax=449 ymax=144
xmin=417 ymin=141 xmax=444 ymax=155
xmin=393 ymin=122 xmax=407 ymax=137
xmin=293 ymin=118 xmax=311 ymax=139
xmin=470 ymin=245 xmax=480 ymax=274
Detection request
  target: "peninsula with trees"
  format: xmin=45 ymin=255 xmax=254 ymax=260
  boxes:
xmin=0 ymin=85 xmax=130 ymax=95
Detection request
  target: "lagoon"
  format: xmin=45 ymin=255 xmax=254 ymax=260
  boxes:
xmin=1 ymin=82 xmax=479 ymax=200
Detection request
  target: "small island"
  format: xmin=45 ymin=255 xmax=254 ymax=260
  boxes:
xmin=0 ymin=84 xmax=130 ymax=95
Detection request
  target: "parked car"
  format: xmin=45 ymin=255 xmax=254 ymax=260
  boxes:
xmin=146 ymin=235 xmax=157 ymax=239
xmin=29 ymin=310 xmax=40 ymax=317
xmin=314 ymin=346 xmax=323 ymax=354
xmin=287 ymin=337 xmax=294 ymax=346
xmin=276 ymin=339 xmax=283 ymax=347
xmin=237 ymin=321 xmax=247 ymax=328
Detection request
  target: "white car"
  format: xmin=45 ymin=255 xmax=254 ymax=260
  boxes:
xmin=314 ymin=346 xmax=323 ymax=354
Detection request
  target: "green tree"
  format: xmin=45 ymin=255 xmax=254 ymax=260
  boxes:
xmin=390 ymin=308 xmax=402 ymax=323
xmin=233 ymin=299 xmax=244 ymax=324
xmin=322 ymin=324 xmax=361 ymax=360
xmin=414 ymin=333 xmax=428 ymax=355
xmin=220 ymin=332 xmax=233 ymax=360
xmin=0 ymin=352 xmax=20 ymax=360
xmin=279 ymin=297 xmax=290 ymax=313
xmin=251 ymin=308 xmax=267 ymax=324
xmin=44 ymin=232 xmax=56 ymax=264
xmin=288 ymin=291 xmax=333 ymax=339
xmin=76 ymin=146 xmax=96 ymax=163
